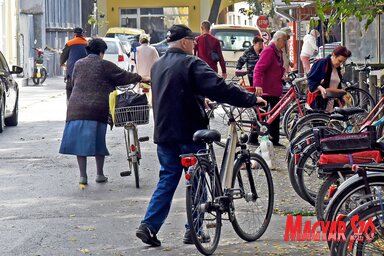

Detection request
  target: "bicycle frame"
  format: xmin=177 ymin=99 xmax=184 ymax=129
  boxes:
xmin=254 ymin=86 xmax=304 ymax=125
xmin=358 ymin=95 xmax=384 ymax=130
xmin=123 ymin=122 xmax=141 ymax=164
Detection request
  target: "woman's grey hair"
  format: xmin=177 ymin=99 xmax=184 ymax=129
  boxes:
xmin=271 ymin=30 xmax=287 ymax=42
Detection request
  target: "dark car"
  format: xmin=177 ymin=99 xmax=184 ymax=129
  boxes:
xmin=0 ymin=50 xmax=23 ymax=133
xmin=152 ymin=39 xmax=168 ymax=57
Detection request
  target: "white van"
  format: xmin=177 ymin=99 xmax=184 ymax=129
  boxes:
xmin=210 ymin=24 xmax=262 ymax=67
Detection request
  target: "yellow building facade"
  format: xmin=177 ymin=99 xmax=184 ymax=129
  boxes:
xmin=98 ymin=0 xmax=241 ymax=39
xmin=0 ymin=0 xmax=18 ymax=66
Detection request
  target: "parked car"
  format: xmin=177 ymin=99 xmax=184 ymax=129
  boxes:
xmin=101 ymin=37 xmax=131 ymax=71
xmin=0 ymin=50 xmax=23 ymax=133
xmin=152 ymin=39 xmax=168 ymax=56
xmin=210 ymin=24 xmax=262 ymax=68
xmin=105 ymin=27 xmax=145 ymax=55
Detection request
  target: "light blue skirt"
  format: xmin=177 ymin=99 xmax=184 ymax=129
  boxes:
xmin=59 ymin=120 xmax=109 ymax=156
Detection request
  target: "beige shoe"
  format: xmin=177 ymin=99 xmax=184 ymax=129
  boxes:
xmin=95 ymin=175 xmax=108 ymax=183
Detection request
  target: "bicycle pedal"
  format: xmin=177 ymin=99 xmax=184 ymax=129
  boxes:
xmin=120 ymin=171 xmax=132 ymax=177
xmin=138 ymin=136 xmax=149 ymax=142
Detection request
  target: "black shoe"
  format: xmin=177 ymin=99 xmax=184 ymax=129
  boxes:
xmin=183 ymin=229 xmax=211 ymax=244
xmin=136 ymin=224 xmax=161 ymax=247
xmin=273 ymin=142 xmax=285 ymax=148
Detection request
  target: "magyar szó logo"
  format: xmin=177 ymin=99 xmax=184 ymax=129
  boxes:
xmin=284 ymin=215 xmax=375 ymax=242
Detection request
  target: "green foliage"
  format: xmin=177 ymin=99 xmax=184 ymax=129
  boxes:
xmin=241 ymin=0 xmax=275 ymax=17
xmin=316 ymin=0 xmax=383 ymax=32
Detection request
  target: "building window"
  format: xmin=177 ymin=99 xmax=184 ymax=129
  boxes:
xmin=120 ymin=7 xmax=189 ymax=43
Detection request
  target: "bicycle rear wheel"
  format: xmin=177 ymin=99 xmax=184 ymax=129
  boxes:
xmin=186 ymin=159 xmax=221 ymax=255
xmin=231 ymin=153 xmax=274 ymax=241
xmin=334 ymin=204 xmax=384 ymax=256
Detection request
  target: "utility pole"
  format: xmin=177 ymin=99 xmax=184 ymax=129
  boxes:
xmin=208 ymin=0 xmax=221 ymax=24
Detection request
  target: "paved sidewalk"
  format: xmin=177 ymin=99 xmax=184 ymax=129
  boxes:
xmin=0 ymin=76 xmax=330 ymax=255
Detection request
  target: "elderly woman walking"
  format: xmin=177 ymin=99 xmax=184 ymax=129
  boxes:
xmin=252 ymin=31 xmax=287 ymax=147
xmin=59 ymin=38 xmax=146 ymax=185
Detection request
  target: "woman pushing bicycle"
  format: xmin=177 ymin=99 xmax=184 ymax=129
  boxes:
xmin=59 ymin=38 xmax=149 ymax=186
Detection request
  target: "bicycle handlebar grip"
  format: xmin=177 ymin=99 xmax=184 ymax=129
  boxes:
xmin=120 ymin=171 xmax=131 ymax=177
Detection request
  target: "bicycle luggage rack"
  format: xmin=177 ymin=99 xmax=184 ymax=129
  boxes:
xmin=114 ymin=105 xmax=150 ymax=126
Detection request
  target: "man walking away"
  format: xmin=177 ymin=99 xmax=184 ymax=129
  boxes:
xmin=194 ymin=20 xmax=227 ymax=79
xmin=60 ymin=27 xmax=88 ymax=103
xmin=135 ymin=24 xmax=266 ymax=247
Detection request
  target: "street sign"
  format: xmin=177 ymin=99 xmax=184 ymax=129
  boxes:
xmin=257 ymin=16 xmax=269 ymax=29
xmin=261 ymin=31 xmax=271 ymax=42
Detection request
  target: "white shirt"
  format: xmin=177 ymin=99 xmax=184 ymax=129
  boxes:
xmin=300 ymin=34 xmax=318 ymax=57
xmin=136 ymin=43 xmax=159 ymax=77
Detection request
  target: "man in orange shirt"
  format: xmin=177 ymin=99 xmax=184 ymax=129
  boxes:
xmin=60 ymin=27 xmax=88 ymax=102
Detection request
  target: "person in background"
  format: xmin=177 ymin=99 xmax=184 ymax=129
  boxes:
xmin=194 ymin=20 xmax=227 ymax=79
xmin=307 ymin=46 xmax=352 ymax=112
xmin=59 ymin=38 xmax=148 ymax=186
xmin=135 ymin=24 xmax=266 ymax=247
xmin=300 ymin=29 xmax=320 ymax=74
xmin=279 ymin=27 xmax=294 ymax=74
xmin=60 ymin=27 xmax=88 ymax=103
xmin=236 ymin=36 xmax=264 ymax=86
xmin=253 ymin=31 xmax=287 ymax=147
xmin=135 ymin=34 xmax=159 ymax=103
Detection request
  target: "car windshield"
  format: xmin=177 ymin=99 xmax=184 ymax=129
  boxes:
xmin=105 ymin=41 xmax=119 ymax=54
xmin=213 ymin=30 xmax=260 ymax=51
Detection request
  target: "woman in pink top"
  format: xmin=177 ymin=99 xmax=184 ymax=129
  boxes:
xmin=252 ymin=31 xmax=287 ymax=147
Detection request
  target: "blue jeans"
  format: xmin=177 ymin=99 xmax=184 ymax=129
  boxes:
xmin=141 ymin=142 xmax=205 ymax=234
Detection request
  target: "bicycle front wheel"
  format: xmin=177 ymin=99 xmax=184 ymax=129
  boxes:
xmin=40 ymin=68 xmax=47 ymax=84
xmin=231 ymin=153 xmax=274 ymax=241
xmin=133 ymin=162 xmax=140 ymax=188
xmin=186 ymin=159 xmax=221 ymax=255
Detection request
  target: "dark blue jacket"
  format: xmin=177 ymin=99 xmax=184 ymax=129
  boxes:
xmin=60 ymin=36 xmax=88 ymax=78
xmin=307 ymin=55 xmax=342 ymax=109
xmin=151 ymin=47 xmax=257 ymax=144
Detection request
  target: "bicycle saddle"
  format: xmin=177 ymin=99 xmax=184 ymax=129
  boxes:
xmin=325 ymin=88 xmax=346 ymax=99
xmin=235 ymin=70 xmax=248 ymax=77
xmin=330 ymin=113 xmax=348 ymax=121
xmin=334 ymin=107 xmax=365 ymax=116
xmin=193 ymin=129 xmax=221 ymax=144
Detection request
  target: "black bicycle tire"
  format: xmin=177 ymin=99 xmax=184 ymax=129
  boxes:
xmin=133 ymin=162 xmax=140 ymax=188
xmin=287 ymin=155 xmax=308 ymax=201
xmin=282 ymin=101 xmax=306 ymax=139
xmin=325 ymin=176 xmax=384 ymax=224
xmin=186 ymin=159 xmax=221 ymax=255
xmin=40 ymin=68 xmax=47 ymax=84
xmin=334 ymin=204 xmax=383 ymax=256
xmin=296 ymin=144 xmax=322 ymax=206
xmin=345 ymin=86 xmax=376 ymax=111
xmin=289 ymin=113 xmax=330 ymax=141
xmin=32 ymin=76 xmax=39 ymax=85
xmin=315 ymin=174 xmax=340 ymax=221
xmin=231 ymin=153 xmax=274 ymax=241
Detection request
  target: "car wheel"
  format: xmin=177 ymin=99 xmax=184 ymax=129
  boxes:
xmin=0 ymin=97 xmax=5 ymax=133
xmin=5 ymin=95 xmax=18 ymax=126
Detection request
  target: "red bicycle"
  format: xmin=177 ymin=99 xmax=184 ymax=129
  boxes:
xmin=231 ymin=70 xmax=307 ymax=138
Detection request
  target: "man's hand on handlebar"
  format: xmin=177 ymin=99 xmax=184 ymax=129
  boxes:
xmin=256 ymin=97 xmax=267 ymax=107
xmin=140 ymin=75 xmax=151 ymax=83
xmin=254 ymin=87 xmax=263 ymax=96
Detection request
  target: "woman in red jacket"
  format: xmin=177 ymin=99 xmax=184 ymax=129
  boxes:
xmin=252 ymin=31 xmax=287 ymax=147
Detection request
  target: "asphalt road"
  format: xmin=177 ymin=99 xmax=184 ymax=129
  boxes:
xmin=0 ymin=77 xmax=330 ymax=255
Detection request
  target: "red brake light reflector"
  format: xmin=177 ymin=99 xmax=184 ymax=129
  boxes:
xmin=118 ymin=54 xmax=124 ymax=62
xmin=181 ymin=156 xmax=197 ymax=167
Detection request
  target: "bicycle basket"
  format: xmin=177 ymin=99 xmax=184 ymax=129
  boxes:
xmin=114 ymin=105 xmax=150 ymax=126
